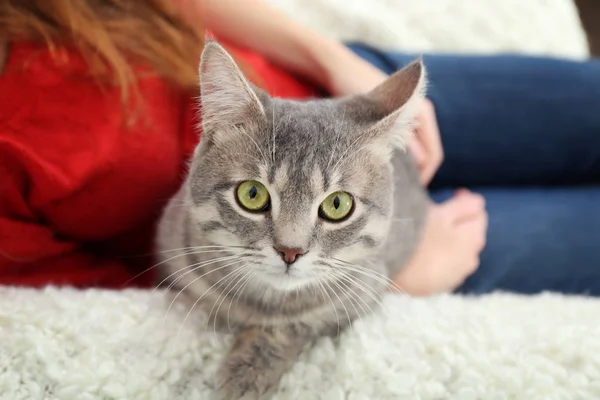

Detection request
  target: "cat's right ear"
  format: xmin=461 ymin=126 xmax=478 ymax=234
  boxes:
xmin=198 ymin=40 xmax=267 ymax=144
xmin=347 ymin=58 xmax=427 ymax=155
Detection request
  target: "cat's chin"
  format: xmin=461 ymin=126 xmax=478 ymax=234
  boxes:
xmin=258 ymin=271 xmax=315 ymax=292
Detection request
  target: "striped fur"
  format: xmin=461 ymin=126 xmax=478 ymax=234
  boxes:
xmin=156 ymin=41 xmax=428 ymax=399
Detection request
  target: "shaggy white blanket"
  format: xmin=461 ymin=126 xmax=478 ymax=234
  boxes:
xmin=267 ymin=0 xmax=589 ymax=59
xmin=1 ymin=287 xmax=600 ymax=399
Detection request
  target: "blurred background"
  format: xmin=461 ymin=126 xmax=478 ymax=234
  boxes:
xmin=266 ymin=0 xmax=598 ymax=59
xmin=575 ymin=0 xmax=600 ymax=56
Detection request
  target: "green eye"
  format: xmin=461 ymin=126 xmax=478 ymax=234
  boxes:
xmin=236 ymin=180 xmax=270 ymax=212
xmin=319 ymin=191 xmax=354 ymax=221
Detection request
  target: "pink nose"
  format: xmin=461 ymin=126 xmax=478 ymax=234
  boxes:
xmin=274 ymin=247 xmax=306 ymax=264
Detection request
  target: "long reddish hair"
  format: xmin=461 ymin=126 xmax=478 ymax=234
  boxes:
xmin=0 ymin=0 xmax=226 ymax=103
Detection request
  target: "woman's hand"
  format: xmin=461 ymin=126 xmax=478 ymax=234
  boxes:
xmin=394 ymin=190 xmax=488 ymax=296
xmin=180 ymin=0 xmax=436 ymax=186
xmin=180 ymin=0 xmax=441 ymax=186
xmin=321 ymin=47 xmax=443 ymax=185
xmin=328 ymin=65 xmax=443 ymax=185
xmin=409 ymin=99 xmax=444 ymax=186
xmin=323 ymin=47 xmax=390 ymax=96
xmin=320 ymin=47 xmax=485 ymax=297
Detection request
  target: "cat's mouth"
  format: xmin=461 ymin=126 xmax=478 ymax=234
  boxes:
xmin=284 ymin=264 xmax=296 ymax=276
xmin=260 ymin=265 xmax=316 ymax=291
xmin=265 ymin=265 xmax=300 ymax=278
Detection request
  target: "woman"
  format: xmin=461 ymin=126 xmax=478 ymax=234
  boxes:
xmin=0 ymin=0 xmax=597 ymax=295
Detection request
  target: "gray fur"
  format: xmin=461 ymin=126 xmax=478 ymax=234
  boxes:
xmin=156 ymin=40 xmax=427 ymax=400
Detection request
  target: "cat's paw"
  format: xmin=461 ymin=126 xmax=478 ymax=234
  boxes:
xmin=217 ymin=360 xmax=277 ymax=400
xmin=215 ymin=326 xmax=307 ymax=399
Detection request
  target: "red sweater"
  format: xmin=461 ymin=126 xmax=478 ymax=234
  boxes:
xmin=0 ymin=41 xmax=316 ymax=288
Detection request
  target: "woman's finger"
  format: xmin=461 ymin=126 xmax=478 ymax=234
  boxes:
xmin=439 ymin=191 xmax=486 ymax=224
xmin=408 ymin=136 xmax=426 ymax=167
xmin=416 ymin=99 xmax=443 ymax=185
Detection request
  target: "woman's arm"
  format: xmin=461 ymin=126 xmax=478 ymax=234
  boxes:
xmin=199 ymin=0 xmax=334 ymax=87
xmin=176 ymin=0 xmax=388 ymax=94
xmin=178 ymin=0 xmax=443 ymax=187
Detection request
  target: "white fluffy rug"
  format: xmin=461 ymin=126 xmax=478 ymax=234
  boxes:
xmin=1 ymin=2 xmax=597 ymax=400
xmin=267 ymin=0 xmax=589 ymax=59
xmin=1 ymin=287 xmax=600 ymax=399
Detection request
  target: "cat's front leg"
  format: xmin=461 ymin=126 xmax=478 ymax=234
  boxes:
xmin=217 ymin=325 xmax=309 ymax=400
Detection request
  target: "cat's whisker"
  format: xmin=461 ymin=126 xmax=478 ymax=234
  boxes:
xmin=156 ymin=245 xmax=248 ymax=254
xmin=271 ymin=104 xmax=276 ymax=165
xmin=325 ymin=273 xmax=358 ymax=330
xmin=228 ymin=270 xmax=256 ymax=332
xmin=166 ymin=258 xmax=246 ymax=323
xmin=391 ymin=218 xmax=414 ymax=224
xmin=365 ymin=260 xmax=410 ymax=296
xmin=163 ymin=257 xmax=241 ymax=294
xmin=322 ymin=278 xmax=350 ymax=333
xmin=332 ymin=271 xmax=384 ymax=317
xmin=153 ymin=39 xmax=430 ymax=397
xmin=223 ymin=151 xmax=263 ymax=166
xmin=338 ymin=262 xmax=406 ymax=296
xmin=332 ymin=263 xmax=405 ymax=298
xmin=325 ymin=108 xmax=345 ymax=171
xmin=234 ymin=271 xmax=256 ymax=313
xmin=209 ymin=268 xmax=245 ymax=336
xmin=175 ymin=263 xmax=247 ymax=339
xmin=167 ymin=201 xmax=194 ymax=209
xmin=125 ymin=246 xmax=242 ymax=286
xmin=157 ymin=254 xmax=240 ymax=294
xmin=234 ymin=126 xmax=270 ymax=167
xmin=124 ymin=248 xmax=206 ymax=286
xmin=311 ymin=281 xmax=324 ymax=302
xmin=162 ymin=253 xmax=247 ymax=290
xmin=210 ymin=265 xmax=250 ymax=336
xmin=337 ymin=143 xmax=375 ymax=172
xmin=163 ymin=197 xmax=194 ymax=208
xmin=330 ymin=133 xmax=366 ymax=175
xmin=331 ymin=273 xmax=370 ymax=321
xmin=316 ymin=279 xmax=341 ymax=336
xmin=344 ymin=279 xmax=388 ymax=317
xmin=120 ymin=244 xmax=237 ymax=260
xmin=332 ymin=258 xmax=409 ymax=296
xmin=328 ymin=266 xmax=388 ymax=306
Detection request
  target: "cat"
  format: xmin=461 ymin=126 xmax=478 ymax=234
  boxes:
xmin=156 ymin=40 xmax=428 ymax=400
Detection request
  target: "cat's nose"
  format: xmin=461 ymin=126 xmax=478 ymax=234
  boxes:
xmin=274 ymin=247 xmax=306 ymax=265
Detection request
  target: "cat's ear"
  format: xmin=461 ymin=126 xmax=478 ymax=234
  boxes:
xmin=198 ymin=40 xmax=267 ymax=143
xmin=357 ymin=58 xmax=427 ymax=151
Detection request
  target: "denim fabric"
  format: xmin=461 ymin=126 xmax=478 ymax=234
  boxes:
xmin=348 ymin=43 xmax=600 ymax=295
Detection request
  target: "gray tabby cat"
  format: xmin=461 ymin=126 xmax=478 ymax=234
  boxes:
xmin=157 ymin=40 xmax=428 ymax=400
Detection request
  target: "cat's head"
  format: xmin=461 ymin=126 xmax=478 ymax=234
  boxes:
xmin=188 ymin=41 xmax=425 ymax=291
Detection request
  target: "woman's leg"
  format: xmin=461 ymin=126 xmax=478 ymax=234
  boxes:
xmin=347 ymin=43 xmax=600 ymax=188
xmin=347 ymin=43 xmax=600 ymax=295
xmin=431 ymin=187 xmax=600 ymax=295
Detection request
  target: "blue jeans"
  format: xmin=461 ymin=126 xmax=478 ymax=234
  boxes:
xmin=347 ymin=43 xmax=600 ymax=296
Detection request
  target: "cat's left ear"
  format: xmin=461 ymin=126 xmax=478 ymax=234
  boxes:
xmin=198 ymin=40 xmax=267 ymax=144
xmin=356 ymin=58 xmax=427 ymax=151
